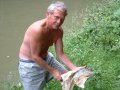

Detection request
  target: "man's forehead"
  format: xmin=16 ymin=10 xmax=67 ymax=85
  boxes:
xmin=53 ymin=9 xmax=66 ymax=16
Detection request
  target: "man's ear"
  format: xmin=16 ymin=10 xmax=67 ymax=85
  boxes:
xmin=46 ymin=12 xmax=50 ymax=17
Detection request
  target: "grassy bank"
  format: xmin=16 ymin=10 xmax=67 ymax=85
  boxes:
xmin=2 ymin=0 xmax=120 ymax=90
xmin=64 ymin=0 xmax=120 ymax=90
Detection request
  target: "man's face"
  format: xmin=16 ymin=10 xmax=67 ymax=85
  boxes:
xmin=48 ymin=9 xmax=66 ymax=30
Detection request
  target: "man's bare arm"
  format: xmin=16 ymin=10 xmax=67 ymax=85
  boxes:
xmin=55 ymin=30 xmax=77 ymax=70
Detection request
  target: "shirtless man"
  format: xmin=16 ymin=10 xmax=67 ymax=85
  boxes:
xmin=19 ymin=1 xmax=78 ymax=90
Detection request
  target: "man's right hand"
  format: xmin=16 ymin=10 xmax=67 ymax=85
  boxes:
xmin=51 ymin=69 xmax=62 ymax=81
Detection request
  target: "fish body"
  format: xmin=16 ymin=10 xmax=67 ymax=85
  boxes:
xmin=61 ymin=67 xmax=93 ymax=90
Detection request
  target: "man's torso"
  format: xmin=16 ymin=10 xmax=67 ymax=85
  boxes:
xmin=19 ymin=19 xmax=63 ymax=60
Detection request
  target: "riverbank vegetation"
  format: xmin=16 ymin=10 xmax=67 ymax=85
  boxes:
xmin=2 ymin=0 xmax=120 ymax=90
xmin=64 ymin=0 xmax=120 ymax=89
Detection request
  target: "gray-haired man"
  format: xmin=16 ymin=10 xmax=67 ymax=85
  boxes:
xmin=19 ymin=1 xmax=79 ymax=90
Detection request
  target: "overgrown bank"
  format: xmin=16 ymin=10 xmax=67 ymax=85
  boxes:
xmin=64 ymin=0 xmax=120 ymax=90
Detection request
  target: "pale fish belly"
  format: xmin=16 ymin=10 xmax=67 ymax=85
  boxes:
xmin=61 ymin=67 xmax=93 ymax=90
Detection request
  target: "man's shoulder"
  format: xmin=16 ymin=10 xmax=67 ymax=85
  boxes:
xmin=32 ymin=19 xmax=45 ymax=28
xmin=58 ymin=27 xmax=64 ymax=34
xmin=29 ymin=19 xmax=45 ymax=32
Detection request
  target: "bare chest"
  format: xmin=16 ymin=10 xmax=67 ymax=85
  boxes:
xmin=41 ymin=32 xmax=59 ymax=46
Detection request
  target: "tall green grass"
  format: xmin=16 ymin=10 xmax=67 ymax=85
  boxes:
xmin=64 ymin=0 xmax=120 ymax=90
xmin=2 ymin=0 xmax=120 ymax=90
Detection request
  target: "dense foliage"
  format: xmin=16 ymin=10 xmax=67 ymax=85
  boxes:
xmin=64 ymin=0 xmax=120 ymax=90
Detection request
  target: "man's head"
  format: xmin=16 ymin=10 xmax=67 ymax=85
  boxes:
xmin=46 ymin=1 xmax=67 ymax=30
xmin=47 ymin=1 xmax=67 ymax=16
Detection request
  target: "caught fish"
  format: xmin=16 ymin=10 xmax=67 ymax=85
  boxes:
xmin=61 ymin=67 xmax=93 ymax=90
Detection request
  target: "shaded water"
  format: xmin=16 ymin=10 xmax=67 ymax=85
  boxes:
xmin=0 ymin=0 xmax=102 ymax=83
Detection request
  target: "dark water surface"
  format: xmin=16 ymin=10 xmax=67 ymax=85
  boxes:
xmin=0 ymin=0 xmax=102 ymax=83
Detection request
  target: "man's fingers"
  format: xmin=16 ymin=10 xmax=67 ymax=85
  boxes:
xmin=60 ymin=78 xmax=63 ymax=82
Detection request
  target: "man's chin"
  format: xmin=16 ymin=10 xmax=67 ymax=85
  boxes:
xmin=53 ymin=26 xmax=59 ymax=30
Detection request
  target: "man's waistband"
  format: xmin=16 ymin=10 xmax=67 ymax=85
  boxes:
xmin=19 ymin=57 xmax=47 ymax=63
xmin=19 ymin=59 xmax=35 ymax=63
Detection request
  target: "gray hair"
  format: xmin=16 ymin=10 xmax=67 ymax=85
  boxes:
xmin=47 ymin=1 xmax=67 ymax=16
